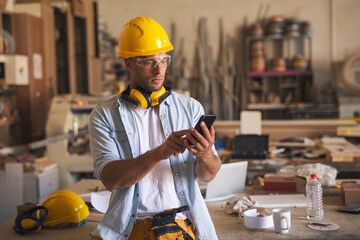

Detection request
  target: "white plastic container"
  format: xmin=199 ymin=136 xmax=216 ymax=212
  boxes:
xmin=244 ymin=209 xmax=274 ymax=229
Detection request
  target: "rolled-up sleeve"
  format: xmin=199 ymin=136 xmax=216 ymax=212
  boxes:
xmin=89 ymin=104 xmax=119 ymax=179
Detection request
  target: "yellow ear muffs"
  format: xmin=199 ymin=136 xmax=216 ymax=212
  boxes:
xmin=13 ymin=206 xmax=48 ymax=235
xmin=122 ymin=85 xmax=172 ymax=109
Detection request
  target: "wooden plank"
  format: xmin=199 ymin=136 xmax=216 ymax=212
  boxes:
xmin=89 ymin=57 xmax=102 ymax=93
xmin=71 ymin=0 xmax=86 ymax=18
xmin=66 ymin=5 xmax=76 ymax=94
xmin=85 ymin=0 xmax=101 ymax=94
xmin=41 ymin=2 xmax=56 ymax=101
xmin=213 ymin=120 xmax=359 ymax=142
xmin=321 ymin=137 xmax=360 ymax=162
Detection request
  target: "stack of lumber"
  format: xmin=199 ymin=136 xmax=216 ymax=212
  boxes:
xmin=321 ymin=137 xmax=360 ymax=162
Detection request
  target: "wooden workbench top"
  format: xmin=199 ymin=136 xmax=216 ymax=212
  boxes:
xmin=207 ymin=197 xmax=360 ymax=239
xmin=1 ymin=179 xmax=359 ymax=240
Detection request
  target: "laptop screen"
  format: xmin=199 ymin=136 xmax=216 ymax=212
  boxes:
xmin=205 ymin=161 xmax=248 ymax=202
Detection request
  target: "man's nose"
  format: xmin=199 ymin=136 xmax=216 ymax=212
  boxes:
xmin=153 ymin=61 xmax=162 ymax=73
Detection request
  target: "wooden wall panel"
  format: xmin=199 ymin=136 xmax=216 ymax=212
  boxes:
xmin=13 ymin=13 xmax=47 ymax=142
xmin=28 ymin=16 xmax=47 ymax=140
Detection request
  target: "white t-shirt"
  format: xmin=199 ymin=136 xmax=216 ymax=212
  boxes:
xmin=132 ymin=106 xmax=185 ymax=219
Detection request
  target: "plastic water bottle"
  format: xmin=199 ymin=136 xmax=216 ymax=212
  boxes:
xmin=306 ymin=173 xmax=324 ymax=220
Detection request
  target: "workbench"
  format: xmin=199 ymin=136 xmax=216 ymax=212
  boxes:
xmin=0 ymin=179 xmax=359 ymax=240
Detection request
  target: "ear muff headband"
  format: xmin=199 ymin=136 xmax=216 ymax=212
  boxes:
xmin=122 ymin=85 xmax=172 ymax=108
xmin=13 ymin=206 xmax=48 ymax=235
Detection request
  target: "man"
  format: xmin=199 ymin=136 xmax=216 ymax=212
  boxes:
xmin=89 ymin=16 xmax=221 ymax=240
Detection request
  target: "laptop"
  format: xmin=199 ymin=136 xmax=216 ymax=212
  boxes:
xmin=231 ymin=135 xmax=269 ymax=159
xmin=204 ymin=161 xmax=248 ymax=202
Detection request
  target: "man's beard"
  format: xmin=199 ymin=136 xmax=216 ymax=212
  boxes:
xmin=142 ymin=77 xmax=164 ymax=92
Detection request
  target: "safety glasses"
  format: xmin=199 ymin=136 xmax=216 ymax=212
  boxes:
xmin=133 ymin=55 xmax=171 ymax=69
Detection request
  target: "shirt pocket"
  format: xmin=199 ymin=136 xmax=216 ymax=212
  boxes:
xmin=109 ymin=130 xmax=131 ymax=158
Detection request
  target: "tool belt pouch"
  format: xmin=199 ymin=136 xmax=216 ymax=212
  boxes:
xmin=151 ymin=205 xmax=194 ymax=240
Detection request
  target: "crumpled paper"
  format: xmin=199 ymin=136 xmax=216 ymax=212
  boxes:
xmin=277 ymin=163 xmax=338 ymax=187
xmin=225 ymin=194 xmax=267 ymax=217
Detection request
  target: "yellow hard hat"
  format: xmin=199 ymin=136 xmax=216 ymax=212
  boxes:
xmin=41 ymin=190 xmax=90 ymax=227
xmin=118 ymin=17 xmax=174 ymax=58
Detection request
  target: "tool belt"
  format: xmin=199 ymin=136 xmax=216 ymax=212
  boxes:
xmin=150 ymin=205 xmax=194 ymax=240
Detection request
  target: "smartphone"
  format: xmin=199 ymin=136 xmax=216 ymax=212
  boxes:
xmin=189 ymin=115 xmax=216 ymax=147
xmin=194 ymin=114 xmax=217 ymax=136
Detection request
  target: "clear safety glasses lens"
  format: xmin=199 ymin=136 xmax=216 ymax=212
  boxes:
xmin=134 ymin=55 xmax=171 ymax=69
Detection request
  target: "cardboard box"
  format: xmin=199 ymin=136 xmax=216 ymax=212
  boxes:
xmin=341 ymin=181 xmax=360 ymax=205
xmin=264 ymin=174 xmax=306 ymax=192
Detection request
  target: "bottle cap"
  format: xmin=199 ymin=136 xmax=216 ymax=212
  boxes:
xmin=310 ymin=173 xmax=317 ymax=179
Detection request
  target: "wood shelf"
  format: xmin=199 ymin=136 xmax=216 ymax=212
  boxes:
xmin=247 ymin=35 xmax=312 ymax=42
xmin=247 ymin=70 xmax=313 ymax=77
xmin=248 ymin=87 xmax=263 ymax=91
xmin=280 ymin=83 xmax=298 ymax=88
xmin=248 ymin=103 xmax=315 ymax=110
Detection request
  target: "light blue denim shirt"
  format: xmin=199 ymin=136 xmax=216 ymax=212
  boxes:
xmin=89 ymin=91 xmax=219 ymax=240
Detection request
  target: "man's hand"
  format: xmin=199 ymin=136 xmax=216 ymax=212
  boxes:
xmin=157 ymin=129 xmax=189 ymax=159
xmin=184 ymin=122 xmax=221 ymax=182
xmin=184 ymin=122 xmax=215 ymax=157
